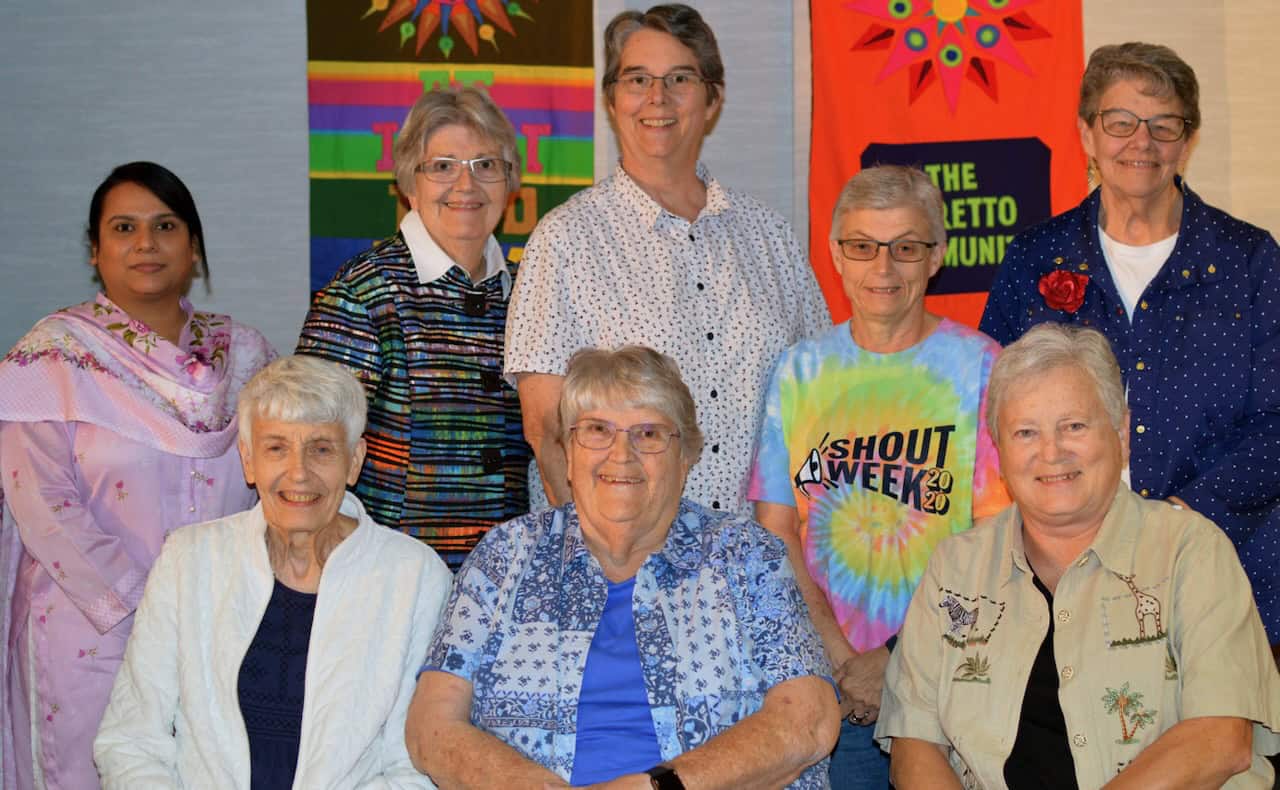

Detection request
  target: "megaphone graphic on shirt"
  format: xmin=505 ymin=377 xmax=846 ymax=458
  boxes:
xmin=793 ymin=448 xmax=824 ymax=492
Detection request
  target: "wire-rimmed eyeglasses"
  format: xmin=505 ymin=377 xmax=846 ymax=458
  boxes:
xmin=612 ymin=70 xmax=710 ymax=97
xmin=1094 ymin=109 xmax=1190 ymax=142
xmin=414 ymin=156 xmax=512 ymax=184
xmin=570 ymin=419 xmax=681 ymax=454
xmin=836 ymin=238 xmax=938 ymax=263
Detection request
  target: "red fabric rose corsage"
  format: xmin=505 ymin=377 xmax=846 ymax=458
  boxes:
xmin=1038 ymin=270 xmax=1089 ymax=313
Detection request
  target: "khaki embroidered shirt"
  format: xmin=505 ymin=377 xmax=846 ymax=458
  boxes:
xmin=877 ymin=484 xmax=1280 ymax=789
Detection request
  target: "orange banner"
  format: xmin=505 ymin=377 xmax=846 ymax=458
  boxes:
xmin=810 ymin=0 xmax=1088 ymax=327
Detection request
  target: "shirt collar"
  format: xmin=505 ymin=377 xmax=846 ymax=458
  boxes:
xmin=399 ymin=211 xmax=511 ymax=297
xmin=560 ymin=499 xmax=708 ymax=579
xmin=1000 ymin=482 xmax=1137 ymax=586
xmin=612 ymin=160 xmax=730 ymax=231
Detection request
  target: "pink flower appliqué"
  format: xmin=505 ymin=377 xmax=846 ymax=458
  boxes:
xmin=176 ymin=349 xmax=212 ymax=380
xmin=115 ymin=480 xmax=129 ymax=501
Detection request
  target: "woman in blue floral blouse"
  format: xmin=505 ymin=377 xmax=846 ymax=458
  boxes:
xmin=980 ymin=42 xmax=1280 ymax=655
xmin=406 ymin=345 xmax=839 ymax=789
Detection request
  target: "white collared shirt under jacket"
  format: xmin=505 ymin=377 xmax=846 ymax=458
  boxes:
xmin=94 ymin=493 xmax=452 ymax=789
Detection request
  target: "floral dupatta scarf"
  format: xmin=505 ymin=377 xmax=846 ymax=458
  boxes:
xmin=0 ymin=293 xmax=262 ymax=458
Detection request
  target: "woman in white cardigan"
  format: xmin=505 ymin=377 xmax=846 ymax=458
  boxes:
xmin=94 ymin=355 xmax=452 ymax=788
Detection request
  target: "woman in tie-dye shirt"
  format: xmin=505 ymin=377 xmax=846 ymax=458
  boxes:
xmin=749 ymin=165 xmax=1009 ymax=790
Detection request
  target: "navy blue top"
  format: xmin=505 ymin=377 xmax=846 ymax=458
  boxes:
xmin=569 ymin=577 xmax=663 ymax=784
xmin=980 ymin=182 xmax=1280 ymax=640
xmin=237 ymin=579 xmax=317 ymax=790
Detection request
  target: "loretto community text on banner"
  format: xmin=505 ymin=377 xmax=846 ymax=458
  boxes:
xmin=809 ymin=0 xmax=1088 ymax=327
xmin=306 ymin=0 xmax=593 ymax=291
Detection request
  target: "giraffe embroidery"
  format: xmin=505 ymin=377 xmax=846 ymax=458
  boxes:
xmin=1118 ymin=574 xmax=1163 ymax=639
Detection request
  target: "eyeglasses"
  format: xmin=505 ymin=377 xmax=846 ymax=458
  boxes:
xmin=570 ymin=419 xmax=681 ymax=454
xmin=1095 ymin=109 xmax=1190 ymax=142
xmin=837 ymin=238 xmax=938 ymax=263
xmin=414 ymin=156 xmax=512 ymax=183
xmin=613 ymin=70 xmax=709 ymax=97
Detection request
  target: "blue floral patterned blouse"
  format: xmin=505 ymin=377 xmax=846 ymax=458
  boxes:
xmin=422 ymin=499 xmax=832 ymax=787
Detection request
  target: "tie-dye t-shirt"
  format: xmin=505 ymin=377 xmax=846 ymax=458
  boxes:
xmin=749 ymin=318 xmax=1009 ymax=652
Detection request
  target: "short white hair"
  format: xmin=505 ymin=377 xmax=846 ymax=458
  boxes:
xmin=986 ymin=323 xmax=1127 ymax=441
xmin=238 ymin=356 xmax=368 ymax=449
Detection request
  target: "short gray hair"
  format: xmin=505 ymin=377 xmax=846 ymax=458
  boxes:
xmin=560 ymin=345 xmax=704 ymax=465
xmin=830 ymin=165 xmax=946 ymax=247
xmin=238 ymin=355 xmax=368 ymax=450
xmin=602 ymin=4 xmax=724 ymax=106
xmin=1079 ymin=42 xmax=1200 ymax=132
xmin=392 ymin=85 xmax=521 ymax=197
xmin=986 ymin=323 xmax=1127 ymax=441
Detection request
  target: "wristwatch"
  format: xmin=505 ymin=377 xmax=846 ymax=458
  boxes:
xmin=646 ymin=764 xmax=685 ymax=789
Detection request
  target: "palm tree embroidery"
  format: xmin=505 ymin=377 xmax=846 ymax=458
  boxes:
xmin=1101 ymin=683 xmax=1157 ymax=744
xmin=953 ymin=654 xmax=991 ymax=683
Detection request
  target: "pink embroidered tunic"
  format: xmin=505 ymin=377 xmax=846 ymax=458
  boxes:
xmin=0 ymin=294 xmax=274 ymax=790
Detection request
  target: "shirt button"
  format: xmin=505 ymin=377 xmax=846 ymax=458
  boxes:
xmin=696 ymin=282 xmax=705 ymax=291
xmin=706 ymin=332 xmax=714 ymax=340
xmin=1140 ymin=488 xmax=1150 ymax=496
xmin=1073 ymin=733 xmax=1088 ymax=747
xmin=712 ymin=500 xmax=721 ymax=509
xmin=711 ymin=444 xmax=720 ymax=454
xmin=1139 ymin=300 xmax=1149 ymax=310
xmin=1058 ymin=609 xmax=1071 ymax=624
xmin=1061 ymin=666 xmax=1075 ymax=681
xmin=1135 ymin=361 xmax=1145 ymax=370
xmin=188 ymin=506 xmax=196 ymax=513
xmin=710 ymin=389 xmax=718 ymax=399
xmin=1136 ymin=425 xmax=1146 ymax=434
xmin=1181 ymin=269 xmax=1191 ymax=278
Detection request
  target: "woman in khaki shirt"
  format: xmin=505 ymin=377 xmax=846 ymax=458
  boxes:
xmin=877 ymin=324 xmax=1280 ymax=789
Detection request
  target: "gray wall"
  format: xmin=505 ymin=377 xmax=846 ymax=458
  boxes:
xmin=0 ymin=1 xmax=311 ymax=354
xmin=0 ymin=2 xmax=801 ymax=356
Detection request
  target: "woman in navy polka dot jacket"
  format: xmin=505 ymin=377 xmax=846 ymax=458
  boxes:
xmin=980 ymin=42 xmax=1280 ymax=656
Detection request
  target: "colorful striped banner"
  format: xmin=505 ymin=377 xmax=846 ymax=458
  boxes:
xmin=306 ymin=1 xmax=593 ymax=290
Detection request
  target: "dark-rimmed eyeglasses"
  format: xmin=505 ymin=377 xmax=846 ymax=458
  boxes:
xmin=1094 ymin=109 xmax=1190 ymax=142
xmin=414 ymin=156 xmax=512 ymax=184
xmin=570 ymin=419 xmax=681 ymax=454
xmin=836 ymin=238 xmax=938 ymax=263
xmin=613 ymin=70 xmax=709 ymax=96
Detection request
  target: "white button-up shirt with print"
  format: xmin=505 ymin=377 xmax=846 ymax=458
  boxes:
xmin=504 ymin=163 xmax=830 ymax=515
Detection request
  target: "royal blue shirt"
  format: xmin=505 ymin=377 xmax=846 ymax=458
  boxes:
xmin=981 ymin=182 xmax=1280 ymax=639
xmin=569 ymin=577 xmax=664 ymax=784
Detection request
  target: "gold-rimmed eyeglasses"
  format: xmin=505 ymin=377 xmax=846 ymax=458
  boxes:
xmin=1094 ymin=109 xmax=1190 ymax=142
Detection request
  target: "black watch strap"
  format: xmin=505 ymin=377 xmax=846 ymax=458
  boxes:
xmin=646 ymin=764 xmax=686 ymax=790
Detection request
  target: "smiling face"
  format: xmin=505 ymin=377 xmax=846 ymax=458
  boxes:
xmin=1079 ymin=78 xmax=1191 ymax=205
xmin=996 ymin=365 xmax=1128 ymax=536
xmin=91 ymin=181 xmax=199 ymax=307
xmin=567 ymin=404 xmax=689 ymax=547
xmin=240 ymin=419 xmax=366 ymax=538
xmin=407 ymin=123 xmax=510 ymax=267
xmin=829 ymin=206 xmax=942 ymax=331
xmin=608 ymin=28 xmax=720 ymax=174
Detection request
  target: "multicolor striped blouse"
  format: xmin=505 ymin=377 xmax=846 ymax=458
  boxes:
xmin=297 ymin=219 xmax=530 ymax=559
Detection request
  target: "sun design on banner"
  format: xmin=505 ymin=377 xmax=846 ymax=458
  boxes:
xmin=365 ymin=0 xmax=539 ymax=59
xmin=845 ymin=0 xmax=1050 ymax=112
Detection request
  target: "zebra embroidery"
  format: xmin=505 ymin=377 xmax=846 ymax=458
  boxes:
xmin=940 ymin=595 xmax=978 ymax=639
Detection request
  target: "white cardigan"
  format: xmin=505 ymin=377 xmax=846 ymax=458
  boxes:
xmin=94 ymin=493 xmax=450 ymax=789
